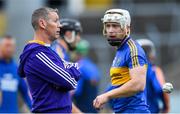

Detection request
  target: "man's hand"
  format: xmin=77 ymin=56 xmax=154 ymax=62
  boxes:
xmin=72 ymin=103 xmax=83 ymax=114
xmin=93 ymin=93 xmax=109 ymax=110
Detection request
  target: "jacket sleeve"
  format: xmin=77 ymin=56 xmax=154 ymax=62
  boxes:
xmin=29 ymin=51 xmax=80 ymax=90
xmin=62 ymin=60 xmax=80 ymax=81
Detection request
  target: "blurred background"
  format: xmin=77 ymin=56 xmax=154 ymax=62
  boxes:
xmin=0 ymin=0 xmax=179 ymax=113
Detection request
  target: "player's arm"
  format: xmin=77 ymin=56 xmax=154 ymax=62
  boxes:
xmin=162 ymin=89 xmax=170 ymax=113
xmin=155 ymin=67 xmax=170 ymax=113
xmin=93 ymin=65 xmax=146 ymax=109
xmin=30 ymin=51 xmax=80 ymax=90
xmin=19 ymin=78 xmax=32 ymax=110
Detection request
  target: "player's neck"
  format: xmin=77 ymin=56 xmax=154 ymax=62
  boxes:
xmin=58 ymin=39 xmax=69 ymax=51
xmin=34 ymin=30 xmax=51 ymax=44
xmin=0 ymin=55 xmax=12 ymax=63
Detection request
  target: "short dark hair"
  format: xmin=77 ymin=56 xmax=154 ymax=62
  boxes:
xmin=0 ymin=35 xmax=15 ymax=44
xmin=31 ymin=7 xmax=58 ymax=30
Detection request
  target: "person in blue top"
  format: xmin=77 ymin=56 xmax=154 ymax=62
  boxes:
xmin=18 ymin=7 xmax=80 ymax=113
xmin=146 ymin=61 xmax=163 ymax=113
xmin=0 ymin=35 xmax=31 ymax=113
xmin=73 ymin=39 xmax=101 ymax=113
xmin=93 ymin=9 xmax=150 ymax=113
xmin=137 ymin=39 xmax=170 ymax=113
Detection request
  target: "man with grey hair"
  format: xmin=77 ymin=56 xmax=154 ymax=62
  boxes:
xmin=18 ymin=7 xmax=81 ymax=113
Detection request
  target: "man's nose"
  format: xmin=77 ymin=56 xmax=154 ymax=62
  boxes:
xmin=57 ymin=22 xmax=62 ymax=28
xmin=108 ymin=26 xmax=114 ymax=33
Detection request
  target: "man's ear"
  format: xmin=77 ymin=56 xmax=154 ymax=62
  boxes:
xmin=38 ymin=18 xmax=47 ymax=29
xmin=127 ymin=26 xmax=130 ymax=35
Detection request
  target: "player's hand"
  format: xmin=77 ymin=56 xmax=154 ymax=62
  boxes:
xmin=93 ymin=93 xmax=109 ymax=110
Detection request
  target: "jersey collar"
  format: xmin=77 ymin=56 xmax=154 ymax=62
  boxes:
xmin=117 ymin=36 xmax=131 ymax=49
xmin=28 ymin=40 xmax=51 ymax=47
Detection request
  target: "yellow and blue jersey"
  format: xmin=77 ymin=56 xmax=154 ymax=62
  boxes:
xmin=107 ymin=37 xmax=149 ymax=113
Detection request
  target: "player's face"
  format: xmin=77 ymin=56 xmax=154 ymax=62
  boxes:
xmin=1 ymin=38 xmax=15 ymax=59
xmin=64 ymin=31 xmax=81 ymax=49
xmin=105 ymin=22 xmax=127 ymax=39
xmin=45 ymin=12 xmax=61 ymax=41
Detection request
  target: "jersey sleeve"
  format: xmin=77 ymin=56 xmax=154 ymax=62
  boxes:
xmin=126 ymin=41 xmax=147 ymax=69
